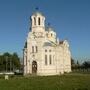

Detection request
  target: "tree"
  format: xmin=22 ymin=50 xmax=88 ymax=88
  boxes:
xmin=82 ymin=61 xmax=90 ymax=71
xmin=76 ymin=60 xmax=80 ymax=70
xmin=0 ymin=52 xmax=20 ymax=72
xmin=71 ymin=58 xmax=76 ymax=70
xmin=12 ymin=53 xmax=20 ymax=70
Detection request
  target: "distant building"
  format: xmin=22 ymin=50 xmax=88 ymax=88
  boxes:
xmin=23 ymin=11 xmax=71 ymax=76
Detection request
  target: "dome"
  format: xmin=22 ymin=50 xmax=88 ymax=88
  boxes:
xmin=46 ymin=27 xmax=56 ymax=36
xmin=46 ymin=27 xmax=54 ymax=32
xmin=32 ymin=11 xmax=44 ymax=17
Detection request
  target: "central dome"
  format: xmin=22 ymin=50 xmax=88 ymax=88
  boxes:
xmin=32 ymin=11 xmax=44 ymax=16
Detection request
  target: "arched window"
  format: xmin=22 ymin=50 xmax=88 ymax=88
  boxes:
xmin=46 ymin=33 xmax=48 ymax=37
xmin=49 ymin=55 xmax=52 ymax=65
xmin=36 ymin=46 xmax=38 ymax=52
xmin=51 ymin=33 xmax=53 ymax=37
xmin=32 ymin=46 xmax=34 ymax=53
xmin=53 ymin=55 xmax=55 ymax=65
xmin=45 ymin=49 xmax=47 ymax=52
xmin=49 ymin=50 xmax=51 ymax=52
xmin=45 ymin=55 xmax=47 ymax=65
xmin=38 ymin=17 xmax=40 ymax=25
xmin=34 ymin=17 xmax=36 ymax=25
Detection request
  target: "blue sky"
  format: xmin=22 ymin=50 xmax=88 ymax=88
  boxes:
xmin=0 ymin=0 xmax=90 ymax=62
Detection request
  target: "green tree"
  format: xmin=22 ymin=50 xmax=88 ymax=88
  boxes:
xmin=12 ymin=52 xmax=20 ymax=70
xmin=0 ymin=52 xmax=20 ymax=72
xmin=82 ymin=61 xmax=90 ymax=71
xmin=71 ymin=58 xmax=76 ymax=70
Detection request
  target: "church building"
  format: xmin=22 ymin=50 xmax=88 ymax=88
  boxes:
xmin=23 ymin=11 xmax=71 ymax=76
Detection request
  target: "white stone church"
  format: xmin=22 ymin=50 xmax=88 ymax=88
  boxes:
xmin=23 ymin=11 xmax=71 ymax=76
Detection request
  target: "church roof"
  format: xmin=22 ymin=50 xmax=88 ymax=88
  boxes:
xmin=43 ymin=42 xmax=53 ymax=47
xmin=43 ymin=40 xmax=57 ymax=47
xmin=46 ymin=27 xmax=55 ymax=32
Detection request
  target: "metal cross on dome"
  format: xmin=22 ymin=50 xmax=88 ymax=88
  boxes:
xmin=48 ymin=22 xmax=51 ymax=27
xmin=48 ymin=23 xmax=50 ymax=26
xmin=35 ymin=7 xmax=39 ymax=11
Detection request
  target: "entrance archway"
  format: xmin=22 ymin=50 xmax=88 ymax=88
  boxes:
xmin=32 ymin=61 xmax=37 ymax=74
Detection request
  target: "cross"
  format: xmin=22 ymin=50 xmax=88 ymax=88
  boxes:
xmin=48 ymin=22 xmax=51 ymax=27
xmin=35 ymin=7 xmax=39 ymax=11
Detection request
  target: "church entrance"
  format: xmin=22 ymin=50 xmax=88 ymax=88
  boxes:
xmin=32 ymin=61 xmax=37 ymax=74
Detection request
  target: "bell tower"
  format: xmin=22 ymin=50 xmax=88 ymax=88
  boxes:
xmin=31 ymin=11 xmax=45 ymax=32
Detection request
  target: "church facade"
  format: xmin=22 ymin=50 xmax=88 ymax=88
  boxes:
xmin=23 ymin=11 xmax=71 ymax=76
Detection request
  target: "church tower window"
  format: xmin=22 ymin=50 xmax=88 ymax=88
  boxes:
xmin=45 ymin=55 xmax=47 ymax=65
xmin=38 ymin=17 xmax=40 ymax=25
xmin=34 ymin=17 xmax=36 ymax=25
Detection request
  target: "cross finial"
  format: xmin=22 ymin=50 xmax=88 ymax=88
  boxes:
xmin=48 ymin=22 xmax=51 ymax=27
xmin=35 ymin=7 xmax=39 ymax=11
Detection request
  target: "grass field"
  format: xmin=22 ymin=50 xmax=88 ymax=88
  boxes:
xmin=0 ymin=73 xmax=90 ymax=90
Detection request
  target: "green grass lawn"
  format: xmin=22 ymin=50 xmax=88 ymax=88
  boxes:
xmin=0 ymin=73 xmax=90 ymax=90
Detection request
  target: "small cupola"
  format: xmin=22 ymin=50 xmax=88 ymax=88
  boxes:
xmin=46 ymin=27 xmax=56 ymax=38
